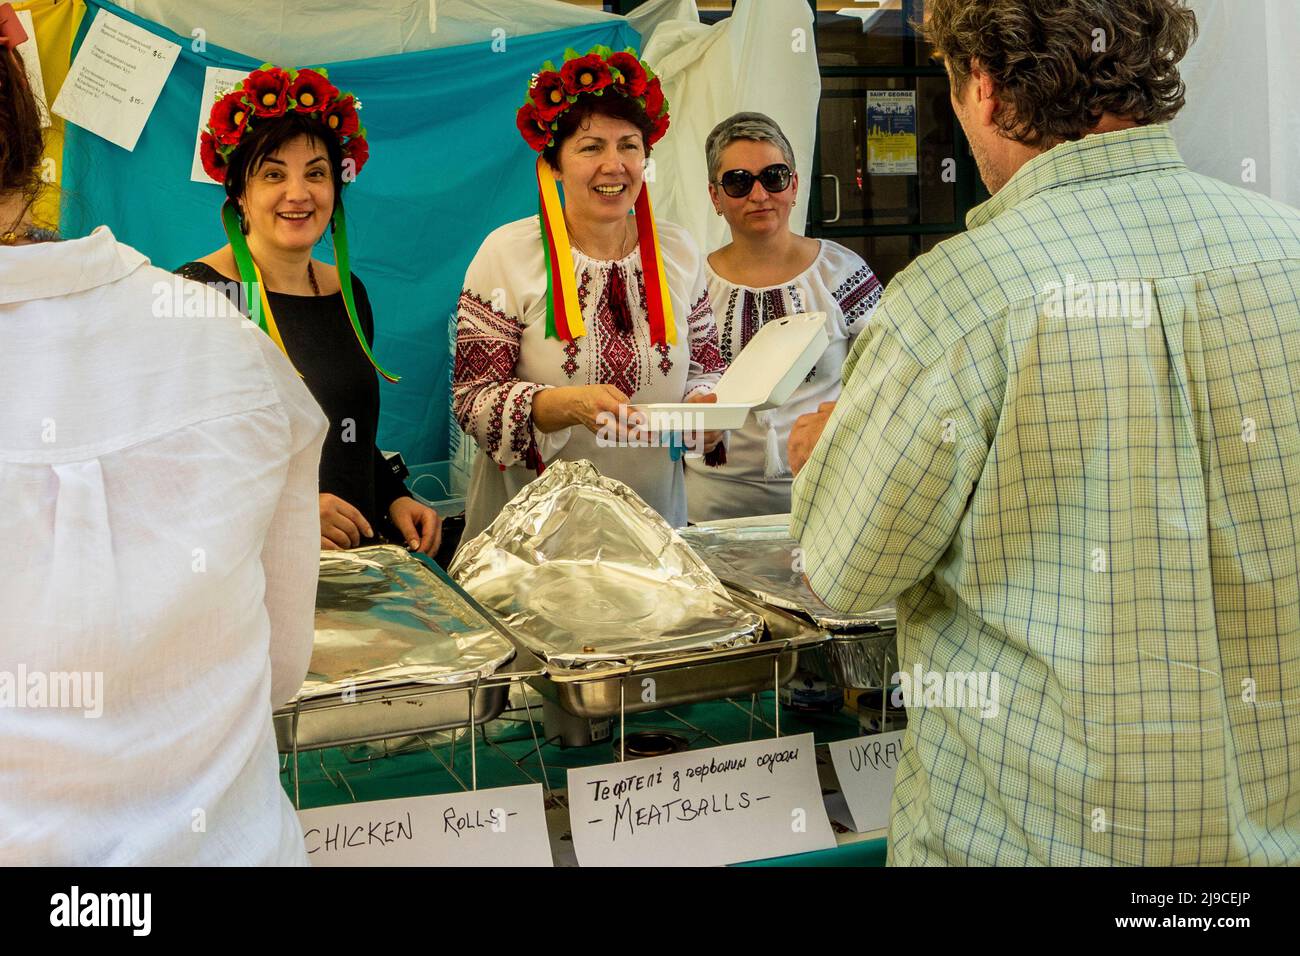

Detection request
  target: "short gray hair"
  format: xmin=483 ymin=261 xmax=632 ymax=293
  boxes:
xmin=704 ymin=112 xmax=796 ymax=182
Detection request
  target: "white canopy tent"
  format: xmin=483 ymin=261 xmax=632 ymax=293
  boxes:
xmin=124 ymin=0 xmax=820 ymax=253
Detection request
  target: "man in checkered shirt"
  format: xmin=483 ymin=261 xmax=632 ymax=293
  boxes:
xmin=790 ymin=0 xmax=1300 ymax=865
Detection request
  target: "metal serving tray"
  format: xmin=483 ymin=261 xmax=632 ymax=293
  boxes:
xmin=530 ymin=590 xmax=827 ymax=720
xmin=274 ymin=649 xmax=544 ymax=752
xmin=800 ymin=631 xmax=898 ymax=690
xmin=275 ymin=549 xmax=544 ymax=754
xmin=678 ymin=519 xmax=900 ymax=688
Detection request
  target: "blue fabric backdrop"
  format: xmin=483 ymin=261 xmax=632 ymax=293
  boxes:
xmin=61 ymin=0 xmax=639 ymax=465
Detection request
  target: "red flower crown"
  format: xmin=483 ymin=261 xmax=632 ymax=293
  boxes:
xmin=200 ymin=64 xmax=369 ymax=183
xmin=516 ymin=45 xmax=669 ymax=153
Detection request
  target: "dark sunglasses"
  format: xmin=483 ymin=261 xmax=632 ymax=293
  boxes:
xmin=715 ymin=163 xmax=793 ymax=199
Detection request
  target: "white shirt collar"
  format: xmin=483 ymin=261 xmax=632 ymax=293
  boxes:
xmin=0 ymin=226 xmax=149 ymax=305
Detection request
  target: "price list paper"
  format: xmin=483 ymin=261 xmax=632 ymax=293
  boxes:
xmin=567 ymin=733 xmax=836 ymax=866
xmin=51 ymin=9 xmax=180 ymax=151
xmin=190 ymin=65 xmax=250 ymax=183
xmin=12 ymin=9 xmax=51 ymax=127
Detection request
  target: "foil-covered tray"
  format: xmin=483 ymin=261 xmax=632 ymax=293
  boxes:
xmin=449 ymin=460 xmax=763 ymax=669
xmin=530 ymin=588 xmax=826 ymax=719
xmin=678 ymin=519 xmax=896 ymax=632
xmin=294 ymin=545 xmax=517 ymax=700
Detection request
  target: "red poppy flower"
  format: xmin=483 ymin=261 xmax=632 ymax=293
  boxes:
xmin=207 ymin=90 xmax=252 ymax=145
xmin=560 ymin=53 xmax=612 ymax=96
xmin=529 ymin=70 xmax=569 ymax=122
xmin=643 ymin=76 xmax=665 ymax=119
xmin=343 ymin=135 xmax=370 ymax=177
xmin=321 ymin=94 xmax=360 ymax=140
xmin=608 ymin=52 xmax=648 ymax=98
xmin=648 ymin=111 xmax=670 ymax=147
xmin=199 ymin=131 xmax=227 ymax=183
xmin=244 ymin=66 xmax=291 ymax=116
xmin=289 ymin=68 xmax=337 ymax=114
xmin=516 ymin=102 xmax=552 ymax=151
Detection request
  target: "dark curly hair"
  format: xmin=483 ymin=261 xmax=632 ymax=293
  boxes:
xmin=921 ymin=0 xmax=1198 ymax=147
xmin=542 ymin=95 xmax=656 ymax=171
xmin=0 ymin=47 xmax=46 ymax=231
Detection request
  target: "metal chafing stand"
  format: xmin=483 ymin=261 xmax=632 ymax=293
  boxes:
xmin=676 ymin=518 xmax=900 ymax=692
xmin=275 ymin=546 xmax=549 ymax=807
xmin=449 ymin=462 xmax=838 ymax=761
xmin=528 ymin=589 xmax=829 ymax=760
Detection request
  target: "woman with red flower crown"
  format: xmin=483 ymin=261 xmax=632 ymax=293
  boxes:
xmin=180 ymin=65 xmax=442 ymax=558
xmin=454 ymin=46 xmax=730 ymax=540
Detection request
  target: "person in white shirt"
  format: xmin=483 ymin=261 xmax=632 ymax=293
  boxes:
xmin=685 ymin=113 xmax=884 ymax=521
xmin=0 ymin=40 xmax=327 ymax=865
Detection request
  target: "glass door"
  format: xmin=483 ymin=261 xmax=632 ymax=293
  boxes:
xmin=808 ymin=0 xmax=986 ymax=284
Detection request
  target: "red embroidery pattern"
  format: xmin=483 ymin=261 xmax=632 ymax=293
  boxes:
xmin=596 ymin=295 xmax=642 ymax=398
xmin=835 ymin=265 xmax=883 ymax=326
xmin=655 ymin=342 xmax=673 ymax=377
xmin=583 ymin=262 xmax=638 ymax=397
xmin=562 ymin=341 xmax=581 ymax=380
xmin=509 ymin=384 xmax=542 ymax=463
xmin=453 ymin=290 xmax=539 ymax=468
xmin=688 ymin=291 xmax=726 ymax=375
xmin=739 ymin=289 xmax=761 ymax=356
xmin=718 ymin=288 xmax=741 ymax=363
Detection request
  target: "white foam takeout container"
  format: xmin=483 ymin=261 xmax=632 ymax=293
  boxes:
xmin=639 ymin=311 xmax=830 ymax=433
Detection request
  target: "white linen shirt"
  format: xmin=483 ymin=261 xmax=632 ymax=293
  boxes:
xmin=0 ymin=227 xmax=327 ymax=865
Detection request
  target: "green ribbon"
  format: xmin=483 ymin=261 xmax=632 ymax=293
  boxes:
xmin=540 ymin=196 xmax=558 ymax=340
xmin=331 ymin=204 xmax=399 ymax=383
xmin=218 ymin=200 xmax=398 ymax=383
xmin=221 ymin=201 xmax=265 ymax=333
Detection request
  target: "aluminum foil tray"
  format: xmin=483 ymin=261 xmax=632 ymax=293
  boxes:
xmin=530 ymin=588 xmax=826 ymax=719
xmin=449 ymin=460 xmax=763 ymax=669
xmin=294 ymin=545 xmax=517 ymax=700
xmin=678 ymin=519 xmax=897 ymax=632
xmin=800 ymin=631 xmax=898 ymax=690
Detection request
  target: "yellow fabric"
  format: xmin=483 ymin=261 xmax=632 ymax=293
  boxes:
xmin=536 ymin=156 xmax=584 ymax=339
xmin=15 ymin=0 xmax=86 ymax=231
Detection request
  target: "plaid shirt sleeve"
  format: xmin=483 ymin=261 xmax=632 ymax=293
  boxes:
xmin=790 ymin=312 xmax=1003 ymax=615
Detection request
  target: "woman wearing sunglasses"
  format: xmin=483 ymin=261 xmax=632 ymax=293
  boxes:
xmin=685 ymin=112 xmax=883 ymax=521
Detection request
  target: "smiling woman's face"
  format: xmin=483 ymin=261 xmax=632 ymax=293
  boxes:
xmin=710 ymin=139 xmax=797 ymax=240
xmin=552 ymin=112 xmax=646 ymax=234
xmin=240 ymin=134 xmax=335 ymax=253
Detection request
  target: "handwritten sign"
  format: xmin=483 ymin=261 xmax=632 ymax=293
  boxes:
xmin=298 ymin=784 xmax=552 ymax=867
xmin=51 ymin=10 xmax=179 ymax=151
xmin=13 ymin=9 xmax=50 ymax=128
xmin=827 ymin=731 xmax=904 ymax=832
xmin=567 ymin=733 xmax=835 ymax=866
xmin=190 ymin=65 xmax=249 ymax=184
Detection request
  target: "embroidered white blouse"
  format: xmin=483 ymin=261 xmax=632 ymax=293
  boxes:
xmin=684 ymin=239 xmax=883 ymax=521
xmin=454 ymin=215 xmax=727 ymax=541
xmin=0 ymin=227 xmax=326 ymax=865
